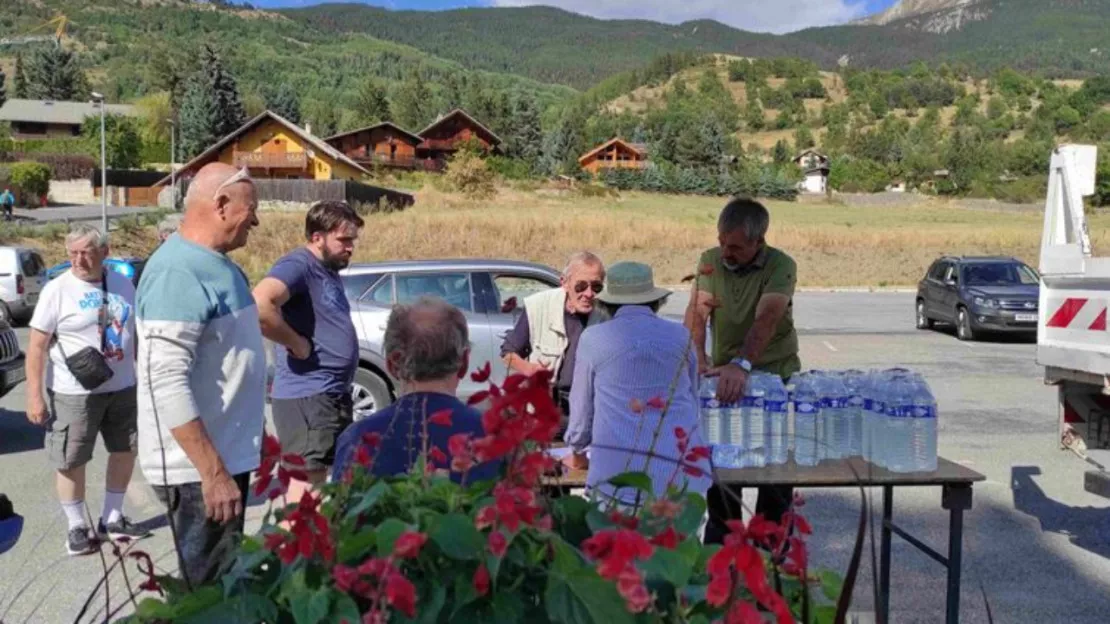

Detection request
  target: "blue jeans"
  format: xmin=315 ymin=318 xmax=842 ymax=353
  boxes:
xmin=152 ymin=473 xmax=250 ymax=587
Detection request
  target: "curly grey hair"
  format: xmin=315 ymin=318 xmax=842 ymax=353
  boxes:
xmin=383 ymin=296 xmax=470 ymax=382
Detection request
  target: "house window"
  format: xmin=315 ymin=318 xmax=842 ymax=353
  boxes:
xmin=17 ymin=122 xmax=47 ymax=135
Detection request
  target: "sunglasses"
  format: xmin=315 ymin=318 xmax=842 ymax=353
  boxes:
xmin=573 ymin=280 xmax=604 ymax=294
xmin=213 ymin=167 xmax=252 ymax=200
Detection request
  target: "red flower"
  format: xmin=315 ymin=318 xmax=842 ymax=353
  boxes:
xmin=361 ymin=432 xmax=382 ymax=449
xmin=674 ymin=426 xmax=687 ymax=440
xmin=385 ymin=573 xmax=417 ymax=618
xmin=581 ymin=529 xmax=654 ymax=581
xmin=725 ymin=601 xmax=763 ymax=624
xmin=282 ymin=453 xmax=306 ymax=468
xmin=682 ymin=465 xmax=705 ymax=478
xmin=392 ymin=531 xmax=427 ymax=559
xmin=355 ymin=444 xmax=374 ymax=468
xmin=783 ymin=511 xmax=813 ymax=535
xmin=428 ymin=409 xmax=453 ymax=427
xmin=428 ymin=446 xmax=447 ymax=466
xmin=706 ymin=574 xmax=732 ymax=607
xmin=487 ymin=530 xmax=508 ymax=557
xmin=649 ymin=526 xmax=683 ymax=549
xmin=471 ymin=362 xmax=492 ymax=383
xmin=685 ymin=446 xmax=711 ymax=462
xmin=475 ymin=506 xmax=497 ymax=530
xmin=262 ymin=433 xmax=282 ymax=460
xmin=781 ymin=536 xmax=808 ymax=577
xmin=616 ymin=566 xmax=652 ymax=614
xmin=467 ymin=390 xmax=491 ymax=406
xmin=448 ymin=433 xmax=475 ymax=472
xmin=608 ymin=510 xmax=639 ymax=530
xmin=334 ymin=565 xmax=359 ymax=592
xmin=646 ymin=396 xmax=667 ymax=410
xmin=264 ymin=492 xmax=334 ymax=564
xmin=473 ymin=562 xmax=491 ymax=596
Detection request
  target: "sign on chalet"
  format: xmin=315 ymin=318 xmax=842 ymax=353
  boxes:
xmin=578 ymin=138 xmax=649 ymax=174
xmin=154 ymin=110 xmax=369 ymax=190
xmin=0 ymin=98 xmax=138 ymax=140
xmin=324 ymin=109 xmax=502 ymax=172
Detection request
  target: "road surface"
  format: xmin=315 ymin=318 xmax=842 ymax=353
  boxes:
xmin=0 ymin=292 xmax=1107 ymax=623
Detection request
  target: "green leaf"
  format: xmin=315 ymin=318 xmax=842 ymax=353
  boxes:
xmin=375 ymin=518 xmax=409 ymax=557
xmin=818 ymin=568 xmax=844 ymax=602
xmin=135 ymin=597 xmax=178 ymax=619
xmin=291 ymin=589 xmax=331 ymax=624
xmin=490 ymin=591 xmax=527 ymax=624
xmin=545 ymin=572 xmax=636 ymax=624
xmin=451 ymin=572 xmax=482 ymax=619
xmin=148 ymin=585 xmax=221 ymax=619
xmin=346 ymin=481 xmax=389 ymax=519
xmin=674 ymin=493 xmax=708 ymax=536
xmin=553 ymin=496 xmax=593 ymax=547
xmin=180 ymin=593 xmax=278 ymax=624
xmin=398 ymin=583 xmax=447 ymax=624
xmin=329 ymin=591 xmax=361 ymax=624
xmin=550 ymin=537 xmax=586 ymax=575
xmin=605 ymin=471 xmax=653 ymax=493
xmin=337 ymin=529 xmax=377 ymax=563
xmin=641 ymin=548 xmax=692 ymax=588
xmin=431 ymin=512 xmax=485 ymax=560
xmin=813 ymin=604 xmax=838 ymax=624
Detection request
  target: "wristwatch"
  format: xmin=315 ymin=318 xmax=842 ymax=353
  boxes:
xmin=730 ymin=357 xmax=753 ymax=373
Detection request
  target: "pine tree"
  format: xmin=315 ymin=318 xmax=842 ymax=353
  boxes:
xmin=178 ymin=74 xmax=220 ymax=159
xmin=307 ymin=100 xmax=338 ymax=138
xmin=201 ymin=45 xmax=247 ymax=136
xmin=793 ymin=126 xmax=816 ymax=151
xmin=772 ymin=139 xmax=791 ymax=165
xmin=265 ymin=83 xmax=301 ymax=124
xmin=394 ymin=69 xmax=433 ymax=131
xmin=745 ymin=99 xmax=765 ymax=131
xmin=505 ymin=91 xmax=543 ymax=167
xmin=13 ymin=54 xmax=26 ymax=99
xmin=354 ymin=79 xmax=391 ymax=127
xmin=25 ymin=45 xmax=87 ymax=101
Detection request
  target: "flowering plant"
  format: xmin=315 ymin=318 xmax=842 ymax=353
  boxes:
xmin=118 ymin=360 xmax=847 ymax=624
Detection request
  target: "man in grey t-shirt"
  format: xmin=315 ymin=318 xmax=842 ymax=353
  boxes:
xmin=253 ymin=201 xmax=363 ymax=503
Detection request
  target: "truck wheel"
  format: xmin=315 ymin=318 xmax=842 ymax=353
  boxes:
xmin=351 ymin=368 xmax=393 ymax=422
xmin=916 ymin=300 xmax=934 ymax=330
xmin=956 ymin=307 xmax=978 ymax=342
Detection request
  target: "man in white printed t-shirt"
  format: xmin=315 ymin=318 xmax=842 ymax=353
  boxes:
xmin=26 ymin=224 xmax=151 ymax=557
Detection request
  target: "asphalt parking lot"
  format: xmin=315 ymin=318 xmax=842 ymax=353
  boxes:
xmin=1 ymin=291 xmax=1109 ymax=623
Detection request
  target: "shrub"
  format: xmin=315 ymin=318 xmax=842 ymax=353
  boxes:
xmin=444 ymin=149 xmax=496 ymax=199
xmin=1 ymin=153 xmax=96 ymax=180
xmin=9 ymin=162 xmax=51 ymax=205
xmin=486 ymin=156 xmax=535 ymax=181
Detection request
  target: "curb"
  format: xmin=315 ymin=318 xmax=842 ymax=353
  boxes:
xmin=661 ymin=285 xmax=917 ymax=294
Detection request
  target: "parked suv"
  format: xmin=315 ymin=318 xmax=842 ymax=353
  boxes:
xmin=0 ymin=317 xmax=25 ymax=398
xmin=339 ymin=259 xmax=562 ymax=420
xmin=0 ymin=247 xmax=46 ymax=325
xmin=916 ymin=256 xmax=1040 ymax=341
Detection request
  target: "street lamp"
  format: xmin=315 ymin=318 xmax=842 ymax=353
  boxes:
xmin=90 ymin=92 xmax=107 ymax=234
xmin=166 ymin=117 xmax=176 ymax=211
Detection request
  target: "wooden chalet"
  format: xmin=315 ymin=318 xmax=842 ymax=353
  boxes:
xmin=578 ymin=138 xmax=649 ymax=174
xmin=324 ymin=122 xmax=443 ymax=172
xmin=153 ymin=110 xmax=369 ymax=190
xmin=416 ymin=109 xmax=503 ymax=163
xmin=792 ymin=149 xmax=829 ymax=194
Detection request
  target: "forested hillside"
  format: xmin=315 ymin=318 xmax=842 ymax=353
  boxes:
xmin=285 ymin=0 xmax=1110 ymax=89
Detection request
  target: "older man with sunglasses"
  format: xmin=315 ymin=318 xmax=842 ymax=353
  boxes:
xmin=499 ymin=251 xmax=605 ymax=439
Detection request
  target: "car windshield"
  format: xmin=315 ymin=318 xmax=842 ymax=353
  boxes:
xmin=961 ymin=262 xmax=1038 ymax=286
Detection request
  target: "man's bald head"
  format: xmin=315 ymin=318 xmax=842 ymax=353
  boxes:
xmin=181 ymin=162 xmax=259 ymax=253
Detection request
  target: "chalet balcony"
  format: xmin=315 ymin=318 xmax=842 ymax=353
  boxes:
xmin=596 ymin=160 xmax=647 ymax=169
xmin=233 ymin=151 xmax=308 ymax=169
xmin=419 ymin=139 xmax=465 ymax=151
xmin=357 ymin=153 xmax=446 ymax=172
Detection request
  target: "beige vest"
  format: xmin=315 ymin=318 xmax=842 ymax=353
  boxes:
xmin=523 ymin=288 xmax=602 ymax=377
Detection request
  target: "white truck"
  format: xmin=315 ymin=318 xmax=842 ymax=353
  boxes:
xmin=1036 ymin=144 xmax=1110 ymax=497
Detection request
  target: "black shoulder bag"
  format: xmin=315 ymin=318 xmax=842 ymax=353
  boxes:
xmin=55 ymin=274 xmax=114 ymax=391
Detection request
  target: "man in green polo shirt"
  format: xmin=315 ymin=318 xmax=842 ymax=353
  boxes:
xmin=684 ymin=197 xmax=800 ymax=544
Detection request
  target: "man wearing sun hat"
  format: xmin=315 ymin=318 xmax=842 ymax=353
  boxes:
xmin=564 ymin=261 xmax=711 ymax=510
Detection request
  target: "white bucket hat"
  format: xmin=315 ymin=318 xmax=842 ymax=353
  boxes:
xmin=597 ymin=261 xmax=672 ymax=305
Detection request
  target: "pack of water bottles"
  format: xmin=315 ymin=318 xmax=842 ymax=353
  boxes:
xmin=698 ymin=368 xmax=938 ymax=473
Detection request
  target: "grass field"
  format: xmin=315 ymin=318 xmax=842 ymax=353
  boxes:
xmin=14 ymin=187 xmax=1107 ymax=288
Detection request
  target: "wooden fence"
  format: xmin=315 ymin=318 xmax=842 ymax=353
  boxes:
xmin=179 ymin=179 xmax=415 ymax=211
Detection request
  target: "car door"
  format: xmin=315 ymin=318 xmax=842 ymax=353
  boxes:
xmin=391 ymin=270 xmax=494 ymax=400
xmin=939 ymin=263 xmax=961 ymax=321
xmin=18 ymin=249 xmax=45 ymax=308
xmin=476 ymin=270 xmax=562 ymax=387
xmin=924 ymin=260 xmax=949 ymax=319
xmin=348 ymin=273 xmax=394 ymax=359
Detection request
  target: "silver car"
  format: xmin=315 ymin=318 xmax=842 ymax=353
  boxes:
xmin=339 ymin=259 xmax=562 ymax=419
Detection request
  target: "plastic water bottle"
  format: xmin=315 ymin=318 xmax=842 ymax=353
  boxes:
xmin=842 ymin=370 xmax=865 ymax=458
xmin=719 ymin=384 xmax=746 ymax=468
xmin=884 ymin=372 xmax=916 ymax=473
xmin=792 ymin=372 xmax=821 ymax=466
xmin=821 ymin=373 xmax=851 ymax=460
xmin=699 ymin=376 xmax=724 ymax=448
xmin=741 ymin=374 xmax=767 ymax=468
xmin=910 ymin=376 xmax=938 ymax=472
xmin=765 ymin=375 xmax=789 ymax=466
xmin=866 ymin=370 xmax=888 ymax=466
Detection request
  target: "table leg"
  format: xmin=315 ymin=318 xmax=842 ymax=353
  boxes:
xmin=942 ymin=484 xmax=973 ymax=624
xmin=879 ymin=485 xmax=893 ymax=624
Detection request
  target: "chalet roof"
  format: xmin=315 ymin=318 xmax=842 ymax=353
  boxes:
xmin=418 ymin=108 xmax=503 ymax=146
xmin=792 ymin=149 xmax=828 ymax=162
xmin=324 ymin=121 xmax=423 ymax=145
xmin=577 ymin=138 xmax=648 ymax=165
xmin=153 ymin=110 xmax=370 ymax=187
xmin=0 ymin=98 xmax=137 ymax=125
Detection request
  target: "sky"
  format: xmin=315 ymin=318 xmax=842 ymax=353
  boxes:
xmin=254 ymin=0 xmax=900 ymax=34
